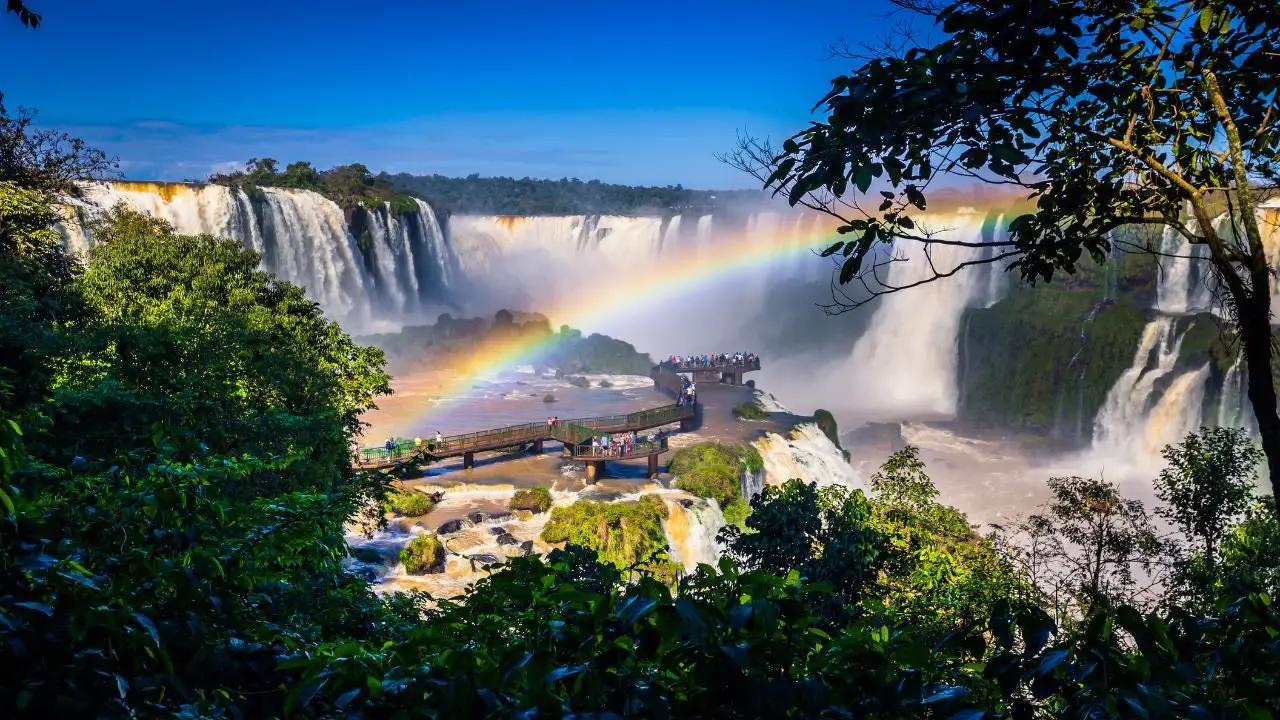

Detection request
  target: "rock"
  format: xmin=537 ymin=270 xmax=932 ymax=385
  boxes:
xmin=518 ymin=540 xmax=536 ymax=556
xmin=466 ymin=511 xmax=488 ymax=525
xmin=512 ymin=509 xmax=534 ymax=522
xmin=485 ymin=510 xmax=512 ymax=523
xmin=488 ymin=526 xmax=508 ymax=536
xmin=469 ymin=553 xmax=503 ymax=571
xmin=425 ymin=561 xmax=447 ymax=575
xmin=678 ymin=498 xmax=696 ymax=509
xmin=495 ymin=532 xmax=519 ymax=546
xmin=435 ymin=518 xmax=472 ymax=535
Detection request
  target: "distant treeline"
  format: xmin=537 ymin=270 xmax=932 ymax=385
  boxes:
xmin=208 ymin=159 xmax=421 ymax=215
xmin=206 ymin=160 xmax=765 ymax=217
xmin=383 ymin=172 xmax=763 ymax=215
xmin=358 ymin=309 xmax=655 ymax=376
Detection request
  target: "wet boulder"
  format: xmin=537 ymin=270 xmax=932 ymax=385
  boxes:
xmin=466 ymin=511 xmax=488 ymax=525
xmin=495 ymin=531 xmax=519 ymax=546
xmin=469 ymin=553 xmax=503 ymax=571
xmin=518 ymin=540 xmax=536 ymax=556
xmin=435 ymin=518 xmax=472 ymax=535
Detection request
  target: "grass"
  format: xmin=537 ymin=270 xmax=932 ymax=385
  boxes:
xmin=541 ymin=495 xmax=670 ymax=570
xmin=669 ymin=442 xmax=757 ymax=528
xmin=732 ymin=401 xmax=770 ymax=420
xmin=509 ymin=486 xmax=553 ymax=514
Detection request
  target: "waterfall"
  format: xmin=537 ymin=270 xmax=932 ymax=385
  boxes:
xmin=58 ymin=181 xmax=456 ymax=331
xmin=846 ymin=210 xmax=1009 ymax=418
xmin=753 ymin=423 xmax=864 ymax=491
xmin=662 ymin=497 xmax=726 ymax=572
xmin=1092 ymin=317 xmax=1208 ymax=459
xmin=1157 ymin=224 xmax=1213 ymax=313
xmin=1217 ymin=355 xmax=1253 ymax=432
xmin=741 ymin=466 xmax=764 ymax=501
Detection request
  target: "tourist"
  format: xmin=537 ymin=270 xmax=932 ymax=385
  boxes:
xmin=435 ymin=430 xmax=443 ymax=447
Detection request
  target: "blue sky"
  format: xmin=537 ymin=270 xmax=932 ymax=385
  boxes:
xmin=2 ymin=0 xmax=912 ymax=188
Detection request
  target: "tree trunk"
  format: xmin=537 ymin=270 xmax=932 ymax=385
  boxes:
xmin=1238 ymin=292 xmax=1280 ymax=521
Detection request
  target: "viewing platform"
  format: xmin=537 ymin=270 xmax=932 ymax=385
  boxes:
xmin=357 ymin=374 xmax=696 ymax=471
xmin=658 ymin=357 xmax=761 ymax=386
xmin=568 ymin=436 xmax=670 ymax=481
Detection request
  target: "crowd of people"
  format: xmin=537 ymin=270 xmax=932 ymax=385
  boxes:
xmin=586 ymin=429 xmax=664 ymax=457
xmin=665 ymin=352 xmax=759 ymax=369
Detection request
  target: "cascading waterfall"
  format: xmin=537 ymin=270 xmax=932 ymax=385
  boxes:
xmin=754 ymin=423 xmax=863 ymax=491
xmin=662 ymin=497 xmax=727 ymax=572
xmin=1155 ymin=224 xmax=1214 ymax=314
xmin=1092 ymin=315 xmax=1214 ymax=464
xmin=1216 ymin=356 xmax=1254 ymax=432
xmin=58 ymin=182 xmax=457 ymax=331
xmin=846 ymin=210 xmax=1010 ymax=418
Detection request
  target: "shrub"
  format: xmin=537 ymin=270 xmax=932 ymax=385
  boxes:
xmin=509 ymin=486 xmax=553 ymax=514
xmin=670 ymin=442 xmax=757 ymax=528
xmin=384 ymin=489 xmax=436 ymax=517
xmin=543 ymin=393 xmax=556 ymax=403
xmin=541 ymin=495 xmax=670 ymax=570
xmin=732 ymin=401 xmax=769 ymax=420
xmin=400 ymin=533 xmax=446 ymax=575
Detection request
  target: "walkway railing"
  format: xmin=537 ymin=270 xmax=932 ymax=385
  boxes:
xmin=356 ymin=378 xmax=695 ymax=467
xmin=570 ymin=436 xmax=669 ymax=461
xmin=662 ymin=358 xmax=761 ymax=372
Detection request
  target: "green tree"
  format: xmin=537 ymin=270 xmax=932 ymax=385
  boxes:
xmin=733 ymin=0 xmax=1280 ymax=516
xmin=720 ymin=479 xmax=894 ymax=618
xmin=1001 ymin=475 xmax=1163 ymax=619
xmin=1157 ymin=426 xmax=1262 ymax=572
xmin=43 ymin=204 xmax=390 ymax=495
xmin=0 ymin=93 xmax=116 ymax=197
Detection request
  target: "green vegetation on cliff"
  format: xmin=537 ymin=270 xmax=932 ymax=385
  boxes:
xmin=383 ymin=489 xmax=436 ymax=518
xmin=359 ymin=311 xmax=654 ymax=376
xmin=669 ymin=442 xmax=755 ymax=526
xmin=541 ymin=495 xmax=674 ymax=573
xmin=958 ymin=249 xmax=1231 ymax=443
xmin=209 ymin=158 xmax=420 ymax=215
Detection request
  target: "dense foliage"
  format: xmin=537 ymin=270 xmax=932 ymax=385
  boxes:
xmin=670 ymin=442 xmax=754 ymax=526
xmin=209 ymin=158 xmax=421 ymax=215
xmin=745 ymin=0 xmax=1280 ymax=517
xmin=541 ymin=495 xmax=675 ymax=574
xmin=508 ymin=485 xmax=553 ymax=513
xmin=3 ymin=78 xmax=1280 ymax=718
xmin=384 ymin=172 xmax=761 ymax=215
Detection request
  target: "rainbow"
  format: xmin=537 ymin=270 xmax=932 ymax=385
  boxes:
xmin=364 ymin=215 xmax=843 ymax=436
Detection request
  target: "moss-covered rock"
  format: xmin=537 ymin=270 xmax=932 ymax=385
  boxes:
xmin=669 ymin=442 xmax=755 ymax=527
xmin=732 ymin=401 xmax=768 ymax=420
xmin=509 ymin=486 xmax=553 ymax=514
xmin=383 ymin=489 xmax=437 ymax=518
xmin=541 ymin=495 xmax=671 ymax=570
xmin=400 ymin=534 xmax=446 ymax=575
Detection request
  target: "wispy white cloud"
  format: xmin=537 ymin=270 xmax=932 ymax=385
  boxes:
xmin=56 ymin=110 xmax=792 ymax=189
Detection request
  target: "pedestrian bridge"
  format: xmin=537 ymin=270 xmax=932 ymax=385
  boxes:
xmin=356 ymin=364 xmax=700 ymax=480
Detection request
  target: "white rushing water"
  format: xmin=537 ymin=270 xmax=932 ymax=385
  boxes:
xmin=662 ymin=496 xmax=726 ymax=572
xmin=1091 ymin=317 xmax=1206 ymax=461
xmin=59 ymin=182 xmax=458 ymax=331
xmin=754 ymin=423 xmax=864 ymax=491
xmin=845 ymin=210 xmax=1009 ymax=419
xmin=1155 ymin=224 xmax=1215 ymax=315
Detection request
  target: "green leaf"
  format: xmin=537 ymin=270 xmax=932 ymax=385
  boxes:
xmin=15 ymin=601 xmax=52 ymax=616
xmin=1198 ymin=8 xmax=1213 ymax=32
xmin=133 ymin=612 xmax=160 ymax=646
xmin=284 ymin=676 xmax=327 ymax=716
xmin=854 ymin=165 xmax=874 ymax=193
xmin=820 ymin=241 xmax=845 ymax=257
